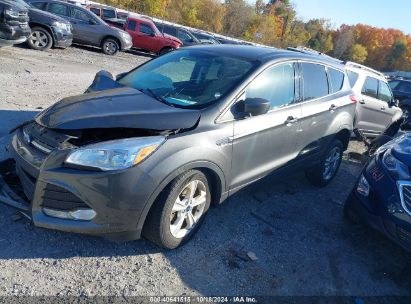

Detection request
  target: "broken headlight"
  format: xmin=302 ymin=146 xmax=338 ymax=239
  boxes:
xmin=65 ymin=137 xmax=165 ymax=171
xmin=382 ymin=149 xmax=411 ymax=180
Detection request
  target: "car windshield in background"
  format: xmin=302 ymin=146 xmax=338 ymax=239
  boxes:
xmin=118 ymin=50 xmax=257 ymax=108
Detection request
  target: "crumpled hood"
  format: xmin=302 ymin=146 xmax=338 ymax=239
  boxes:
xmin=389 ymin=133 xmax=411 ymax=167
xmin=35 ymin=87 xmax=200 ymax=131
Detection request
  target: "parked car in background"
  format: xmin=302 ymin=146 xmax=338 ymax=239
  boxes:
xmin=344 ymin=132 xmax=411 ymax=253
xmin=0 ymin=0 xmax=31 ymax=47
xmin=191 ymin=31 xmax=220 ymax=44
xmin=21 ymin=1 xmax=73 ymax=50
xmin=216 ymin=37 xmax=241 ymax=45
xmin=389 ymin=79 xmax=411 ymax=117
xmin=86 ymin=3 xmax=126 ymax=28
xmin=117 ymin=11 xmax=128 ymax=20
xmin=1 ymin=45 xmax=355 ymax=249
xmin=346 ymin=62 xmax=403 ymax=137
xmin=25 ymin=0 xmax=132 ymax=55
xmin=124 ymin=15 xmax=181 ymax=55
xmin=154 ymin=22 xmax=200 ymax=47
xmin=87 ymin=4 xmax=117 ymax=20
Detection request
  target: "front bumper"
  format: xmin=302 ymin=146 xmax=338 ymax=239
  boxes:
xmin=0 ymin=128 xmax=159 ymax=241
xmin=0 ymin=24 xmax=31 ymax=46
xmin=121 ymin=38 xmax=133 ymax=51
xmin=348 ymin=158 xmax=411 ymax=252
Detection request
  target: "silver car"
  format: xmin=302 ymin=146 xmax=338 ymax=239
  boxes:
xmin=1 ymin=46 xmax=356 ymax=249
xmin=346 ymin=62 xmax=403 ymax=137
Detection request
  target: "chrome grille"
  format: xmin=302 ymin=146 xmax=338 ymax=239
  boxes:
xmin=398 ymin=182 xmax=411 ymax=216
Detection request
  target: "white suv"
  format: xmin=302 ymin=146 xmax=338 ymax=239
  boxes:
xmin=346 ymin=62 xmax=403 ymax=137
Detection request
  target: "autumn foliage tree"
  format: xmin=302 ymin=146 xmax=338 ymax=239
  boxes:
xmin=94 ymin=0 xmax=411 ymax=71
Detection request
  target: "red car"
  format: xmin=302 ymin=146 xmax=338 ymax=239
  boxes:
xmin=124 ymin=16 xmax=182 ymax=55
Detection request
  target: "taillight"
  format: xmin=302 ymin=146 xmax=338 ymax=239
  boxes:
xmin=349 ymin=95 xmax=358 ymax=104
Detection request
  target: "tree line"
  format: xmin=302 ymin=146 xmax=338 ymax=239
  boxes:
xmin=96 ymin=0 xmax=411 ymax=72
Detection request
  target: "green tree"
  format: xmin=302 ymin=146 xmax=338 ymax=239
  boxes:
xmin=347 ymin=44 xmax=368 ymax=63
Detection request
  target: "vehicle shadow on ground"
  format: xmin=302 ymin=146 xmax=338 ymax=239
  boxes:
xmin=0 ymin=110 xmax=410 ymax=295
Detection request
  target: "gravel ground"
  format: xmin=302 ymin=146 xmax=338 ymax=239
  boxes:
xmin=0 ymin=45 xmax=410 ymax=298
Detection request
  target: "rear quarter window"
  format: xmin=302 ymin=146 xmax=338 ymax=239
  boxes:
xmin=301 ymin=62 xmax=329 ymax=101
xmin=346 ymin=70 xmax=359 ymax=87
xmin=328 ymin=68 xmax=345 ymax=93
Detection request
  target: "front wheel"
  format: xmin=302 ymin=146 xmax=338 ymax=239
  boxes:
xmin=101 ymin=38 xmax=119 ymax=55
xmin=305 ymin=139 xmax=343 ymax=187
xmin=143 ymin=170 xmax=211 ymax=249
xmin=27 ymin=27 xmax=53 ymax=51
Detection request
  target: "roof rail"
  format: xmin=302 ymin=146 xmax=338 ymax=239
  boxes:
xmin=287 ymin=46 xmax=342 ymax=63
xmin=345 ymin=61 xmax=385 ymax=78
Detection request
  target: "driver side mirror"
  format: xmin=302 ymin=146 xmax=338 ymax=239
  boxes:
xmin=240 ymin=98 xmax=270 ymax=117
xmin=149 ymin=32 xmax=156 ymax=37
xmin=89 ymin=19 xmax=98 ymax=25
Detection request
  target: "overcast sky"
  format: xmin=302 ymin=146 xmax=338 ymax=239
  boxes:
xmin=246 ymin=0 xmax=411 ymax=34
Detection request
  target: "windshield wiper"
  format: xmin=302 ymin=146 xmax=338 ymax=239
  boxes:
xmin=142 ymin=88 xmax=175 ymax=108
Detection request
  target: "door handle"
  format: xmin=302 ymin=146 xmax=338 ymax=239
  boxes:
xmin=285 ymin=116 xmax=298 ymax=125
xmin=359 ymin=99 xmax=365 ymax=104
xmin=329 ymin=104 xmax=338 ymax=111
xmin=381 ymin=106 xmax=386 ymax=111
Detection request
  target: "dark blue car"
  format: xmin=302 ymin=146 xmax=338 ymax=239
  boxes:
xmin=344 ymin=133 xmax=411 ymax=252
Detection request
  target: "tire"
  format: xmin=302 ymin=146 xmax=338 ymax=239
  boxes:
xmin=159 ymin=47 xmax=173 ymax=56
xmin=305 ymin=139 xmax=344 ymax=187
xmin=343 ymin=195 xmax=361 ymax=224
xmin=27 ymin=27 xmax=53 ymax=51
xmin=143 ymin=170 xmax=211 ymax=249
xmin=101 ymin=38 xmax=119 ymax=55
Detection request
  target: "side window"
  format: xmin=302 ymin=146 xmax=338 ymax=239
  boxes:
xmin=48 ymin=3 xmax=70 ymax=17
xmin=346 ymin=70 xmax=359 ymax=87
xmin=103 ymin=9 xmax=116 ymax=19
xmin=388 ymin=80 xmax=401 ymax=90
xmin=127 ymin=20 xmax=137 ymax=31
xmin=178 ymin=30 xmax=192 ymax=42
xmin=89 ymin=7 xmax=100 ymax=16
xmin=378 ymin=81 xmax=393 ymax=102
xmin=328 ymin=68 xmax=345 ymax=93
xmin=398 ymin=82 xmax=411 ymax=93
xmin=163 ymin=26 xmax=177 ymax=36
xmin=361 ymin=77 xmax=379 ymax=99
xmin=72 ymin=8 xmax=91 ymax=22
xmin=140 ymin=23 xmax=155 ymax=36
xmin=301 ymin=63 xmax=329 ymax=101
xmin=31 ymin=2 xmax=46 ymax=10
xmin=245 ymin=62 xmax=295 ymax=110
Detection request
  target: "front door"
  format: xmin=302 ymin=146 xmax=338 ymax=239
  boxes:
xmin=357 ymin=76 xmax=391 ymax=134
xmin=69 ymin=7 xmax=100 ymax=45
xmin=230 ymin=62 xmax=301 ymax=189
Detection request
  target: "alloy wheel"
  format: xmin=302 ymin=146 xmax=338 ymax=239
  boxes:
xmin=30 ymin=31 xmax=48 ymax=48
xmin=323 ymin=146 xmax=341 ymax=181
xmin=169 ymin=180 xmax=207 ymax=239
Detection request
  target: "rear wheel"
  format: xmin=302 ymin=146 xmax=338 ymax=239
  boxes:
xmin=305 ymin=139 xmax=343 ymax=187
xmin=27 ymin=27 xmax=53 ymax=51
xmin=143 ymin=170 xmax=211 ymax=249
xmin=101 ymin=38 xmax=119 ymax=55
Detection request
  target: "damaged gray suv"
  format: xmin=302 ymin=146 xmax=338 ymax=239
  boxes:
xmin=1 ymin=46 xmax=356 ymax=249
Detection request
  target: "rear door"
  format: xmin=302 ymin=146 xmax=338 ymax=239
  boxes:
xmin=356 ymin=76 xmax=390 ymax=134
xmin=297 ymin=62 xmax=343 ymax=157
xmin=230 ymin=61 xmax=301 ymax=189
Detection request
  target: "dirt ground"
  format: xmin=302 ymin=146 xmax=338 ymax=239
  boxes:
xmin=0 ymin=45 xmax=410 ymax=299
